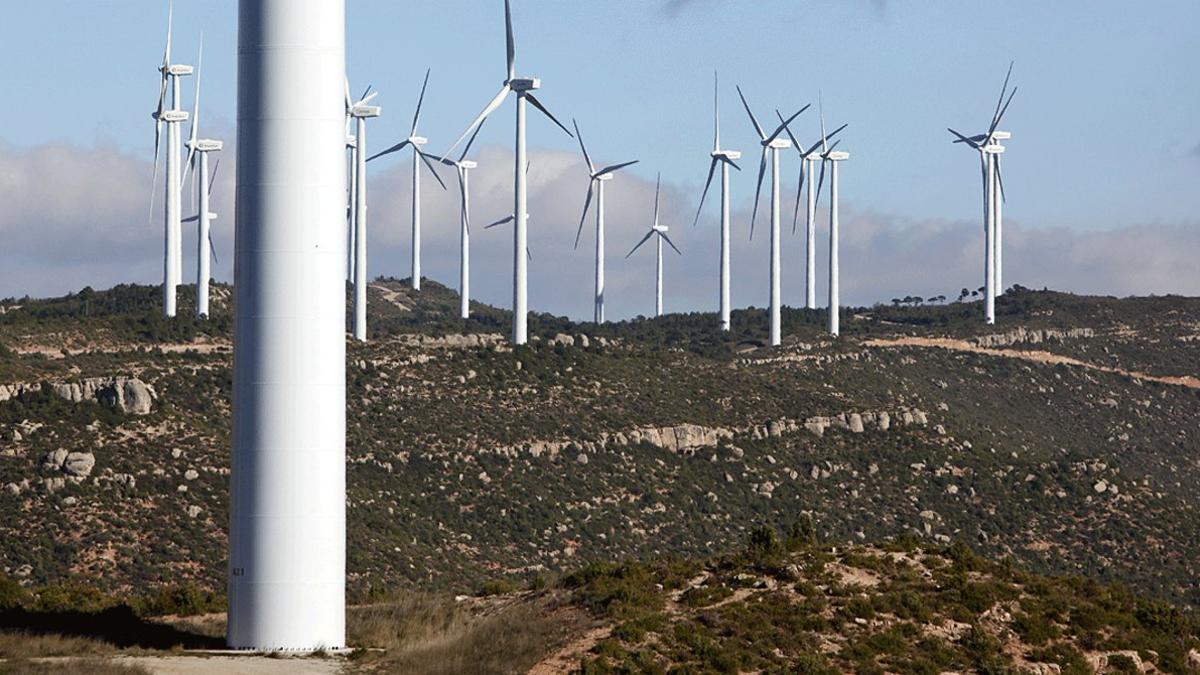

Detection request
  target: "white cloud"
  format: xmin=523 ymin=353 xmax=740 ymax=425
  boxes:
xmin=2 ymin=140 xmax=1197 ymax=316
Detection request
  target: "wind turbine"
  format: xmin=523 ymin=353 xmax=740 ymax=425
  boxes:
xmin=738 ymin=86 xmax=808 ymax=347
xmin=949 ymin=62 xmax=1017 ymax=325
xmin=571 ymin=119 xmax=638 ymax=324
xmin=348 ymin=88 xmax=381 ymax=342
xmin=368 ymin=68 xmax=447 ymax=292
xmin=149 ymin=1 xmax=192 ymax=318
xmin=344 ymin=78 xmax=362 ymax=285
xmin=445 ymin=0 xmax=574 ymax=345
xmin=426 ymin=121 xmax=488 ymax=320
xmin=814 ymin=100 xmax=850 ymax=337
xmin=778 ymin=112 xmax=847 ymax=311
xmin=691 ymin=72 xmax=741 ymax=332
xmin=180 ymin=38 xmax=222 ymax=320
xmin=627 ymin=174 xmax=682 ymax=318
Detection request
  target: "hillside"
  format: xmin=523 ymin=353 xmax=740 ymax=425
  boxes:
xmin=0 ymin=279 xmax=1198 ymax=618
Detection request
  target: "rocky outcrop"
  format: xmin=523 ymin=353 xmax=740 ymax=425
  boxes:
xmin=42 ymin=450 xmax=96 ymax=480
xmin=1 ymin=377 xmax=156 ymax=414
xmin=972 ymin=327 xmax=1095 ymax=348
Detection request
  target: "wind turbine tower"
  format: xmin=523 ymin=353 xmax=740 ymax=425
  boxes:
xmin=229 ymin=0 xmax=347 ymax=651
xmin=150 ymin=2 xmax=192 ymax=318
xmin=826 ymin=149 xmax=849 ymax=336
xmin=571 ymin=119 xmax=638 ymax=324
xmin=427 ymin=122 xmax=487 ymax=319
xmin=692 ymin=73 xmax=741 ymax=332
xmin=738 ymin=86 xmax=808 ymax=347
xmin=446 ymin=0 xmax=573 ymax=345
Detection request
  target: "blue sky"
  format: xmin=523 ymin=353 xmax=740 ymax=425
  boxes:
xmin=1 ymin=1 xmax=1198 ymax=316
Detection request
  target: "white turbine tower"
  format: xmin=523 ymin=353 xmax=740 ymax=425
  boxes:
xmin=229 ymin=0 xmax=347 ymax=650
xmin=426 ymin=121 xmax=488 ymax=319
xmin=691 ymin=73 xmax=741 ymax=332
xmin=627 ymin=175 xmax=682 ymax=318
xmin=149 ymin=1 xmax=192 ymax=318
xmin=738 ymin=86 xmax=808 ymax=347
xmin=347 ymin=89 xmax=381 ymax=342
xmin=778 ymin=115 xmax=847 ymax=310
xmin=369 ymin=69 xmax=447 ymax=291
xmin=446 ymin=0 xmax=574 ymax=346
xmin=343 ymin=78 xmax=369 ymax=285
xmin=949 ymin=62 xmax=1017 ymax=325
xmin=180 ymin=38 xmax=222 ymax=320
xmin=571 ymin=119 xmax=638 ymax=324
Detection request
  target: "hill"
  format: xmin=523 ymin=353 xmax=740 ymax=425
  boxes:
xmin=1 ymin=279 xmax=1198 ymax=618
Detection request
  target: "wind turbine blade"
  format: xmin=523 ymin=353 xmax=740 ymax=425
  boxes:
xmin=366 ymin=139 xmax=411 ymax=163
xmin=776 ymin=109 xmax=805 ymax=154
xmin=767 ymin=105 xmax=810 ymax=144
xmin=359 ymin=84 xmax=372 ymax=104
xmin=417 ymin=149 xmax=448 ymax=190
xmin=181 ymin=37 xmax=203 ymax=189
xmin=713 ymin=70 xmax=720 ymax=152
xmin=736 ymin=85 xmax=766 ymax=139
xmin=749 ymin=147 xmax=767 ymax=240
xmin=459 ymin=116 xmax=487 ymax=161
xmin=626 ymin=229 xmax=655 ymax=258
xmin=527 ymin=247 xmax=533 ymax=262
xmin=459 ymin=169 xmax=471 ymax=233
xmin=661 ymin=232 xmax=683 ymax=256
xmin=989 ymin=86 xmax=1018 ymax=136
xmin=148 ymin=136 xmax=161 ymax=227
xmin=485 ymin=215 xmax=514 ymax=229
xmin=572 ymin=119 xmax=594 ymax=174
xmin=996 ymin=156 xmax=1007 ymax=203
xmin=344 ymin=77 xmax=352 ymax=112
xmin=691 ymin=157 xmax=719 ymax=228
xmin=721 ymin=156 xmax=741 ymax=171
xmin=411 ymin=67 xmax=431 ymax=137
xmin=791 ymin=158 xmax=805 ymax=234
xmin=504 ymin=0 xmax=516 ymax=82
xmin=209 ymin=229 xmax=219 ymax=266
xmin=209 ymin=158 xmax=219 ymax=196
xmin=947 ymin=128 xmax=981 ymax=149
xmin=574 ymin=181 xmax=594 ymax=250
xmin=595 ymin=159 xmax=638 ymax=177
xmin=526 ymin=94 xmax=573 ymax=137
xmin=652 ymin=173 xmax=661 ymax=228
xmin=447 ymin=85 xmax=510 ymax=156
xmin=815 ymin=158 xmax=827 ymax=205
xmin=988 ymin=60 xmax=1015 ymax=132
xmin=825 ymin=139 xmax=842 ymax=154
xmin=164 ymin=0 xmax=173 ymax=65
xmin=423 ymin=152 xmax=455 ymax=166
xmin=818 ymin=92 xmax=828 ymax=154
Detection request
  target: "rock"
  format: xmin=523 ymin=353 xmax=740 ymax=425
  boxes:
xmin=478 ymin=471 xmax=491 ymax=484
xmin=10 ymin=430 xmax=21 ymax=442
xmin=14 ymin=564 xmax=32 ymax=578
xmin=184 ymin=469 xmax=199 ymax=481
xmin=946 ymin=484 xmax=959 ymax=495
xmin=63 ymin=496 xmax=78 ymax=506
xmin=121 ymin=379 xmax=155 ymax=414
xmin=1093 ymin=480 xmax=1108 ymax=494
xmin=63 ymin=452 xmax=96 ymax=478
xmin=768 ymin=420 xmax=785 ymax=437
xmin=43 ymin=477 xmax=65 ymax=493
xmin=577 ymin=334 xmax=590 ymax=348
xmin=42 ymin=449 xmax=69 ymax=471
xmin=912 ymin=410 xmax=928 ymax=425
xmin=877 ymin=412 xmax=891 ymax=431
xmin=4 ymin=483 xmax=21 ymax=496
xmin=810 ymin=465 xmax=821 ymax=480
xmin=576 ymin=453 xmax=589 ymax=465
xmin=177 ymin=484 xmax=188 ymax=492
xmin=171 ymin=448 xmax=184 ymax=459
xmin=551 ymin=333 xmax=575 ymax=347
xmin=765 ymin=454 xmax=776 ymax=465
xmin=848 ymin=413 xmax=865 ymax=433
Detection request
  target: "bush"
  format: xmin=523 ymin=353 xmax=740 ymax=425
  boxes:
xmin=135 ymin=584 xmax=224 ymax=617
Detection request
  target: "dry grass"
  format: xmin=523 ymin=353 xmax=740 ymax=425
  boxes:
xmin=0 ymin=658 xmax=149 ymax=674
xmin=0 ymin=631 xmax=116 ymax=659
xmin=347 ymin=593 xmax=582 ymax=675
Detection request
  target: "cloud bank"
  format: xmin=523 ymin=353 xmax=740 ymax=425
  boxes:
xmin=1 ymin=140 xmax=1197 ymax=320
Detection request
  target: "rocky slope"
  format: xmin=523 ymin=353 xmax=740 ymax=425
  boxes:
xmin=0 ymin=280 xmax=1197 ymax=614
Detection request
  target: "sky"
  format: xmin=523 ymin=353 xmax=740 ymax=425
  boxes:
xmin=1 ymin=0 xmax=1198 ymax=320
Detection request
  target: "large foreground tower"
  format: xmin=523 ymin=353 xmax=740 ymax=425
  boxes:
xmin=229 ymin=0 xmax=347 ymax=650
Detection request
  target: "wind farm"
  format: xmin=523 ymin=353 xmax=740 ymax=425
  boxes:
xmin=2 ymin=1 xmax=1199 ymax=671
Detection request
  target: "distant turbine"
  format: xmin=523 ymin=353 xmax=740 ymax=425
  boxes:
xmin=343 ymin=78 xmax=364 ymax=284
xmin=949 ymin=62 xmax=1017 ymax=325
xmin=778 ymin=113 xmax=847 ymax=310
xmin=627 ymin=174 xmax=682 ymax=318
xmin=369 ymin=68 xmax=447 ymax=292
xmin=348 ymin=89 xmax=381 ymax=341
xmin=738 ymin=86 xmax=808 ymax=346
xmin=149 ymin=1 xmax=192 ymax=318
xmin=691 ymin=72 xmax=741 ymax=332
xmin=446 ymin=0 xmax=574 ymax=345
xmin=427 ymin=120 xmax=488 ymax=319
xmin=180 ymin=38 xmax=222 ymax=320
xmin=571 ymin=118 xmax=638 ymax=324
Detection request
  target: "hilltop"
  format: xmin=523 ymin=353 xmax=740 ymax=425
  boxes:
xmin=0 ymin=279 xmax=1198 ymax=619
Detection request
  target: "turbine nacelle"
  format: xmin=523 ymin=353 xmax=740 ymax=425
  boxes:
xmin=508 ymin=77 xmax=540 ymax=92
xmin=595 ymin=172 xmax=614 ymax=182
xmin=459 ymin=159 xmax=478 ymax=170
xmin=712 ymin=149 xmax=742 ymax=161
xmin=982 ymin=145 xmax=1005 ymax=155
xmin=991 ymin=130 xmax=1012 ymax=141
xmin=163 ymin=63 xmax=194 ymax=77
xmin=408 ymin=136 xmax=428 ymax=147
xmin=653 ymin=224 xmax=669 ymax=233
xmin=767 ymin=138 xmax=792 ymax=150
xmin=345 ymin=135 xmax=357 ymax=148
xmin=188 ymin=139 xmax=223 ymax=152
xmin=350 ymin=104 xmax=382 ymax=119
xmin=155 ymin=110 xmax=189 ymax=123
xmin=827 ymin=151 xmax=850 ymax=162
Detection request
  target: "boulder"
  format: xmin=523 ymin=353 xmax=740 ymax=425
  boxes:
xmin=63 ymin=452 xmax=96 ymax=478
xmin=551 ymin=333 xmax=575 ymax=347
xmin=42 ymin=449 xmax=69 ymax=471
xmin=122 ymin=379 xmax=155 ymax=414
xmin=848 ymin=413 xmax=865 ymax=433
